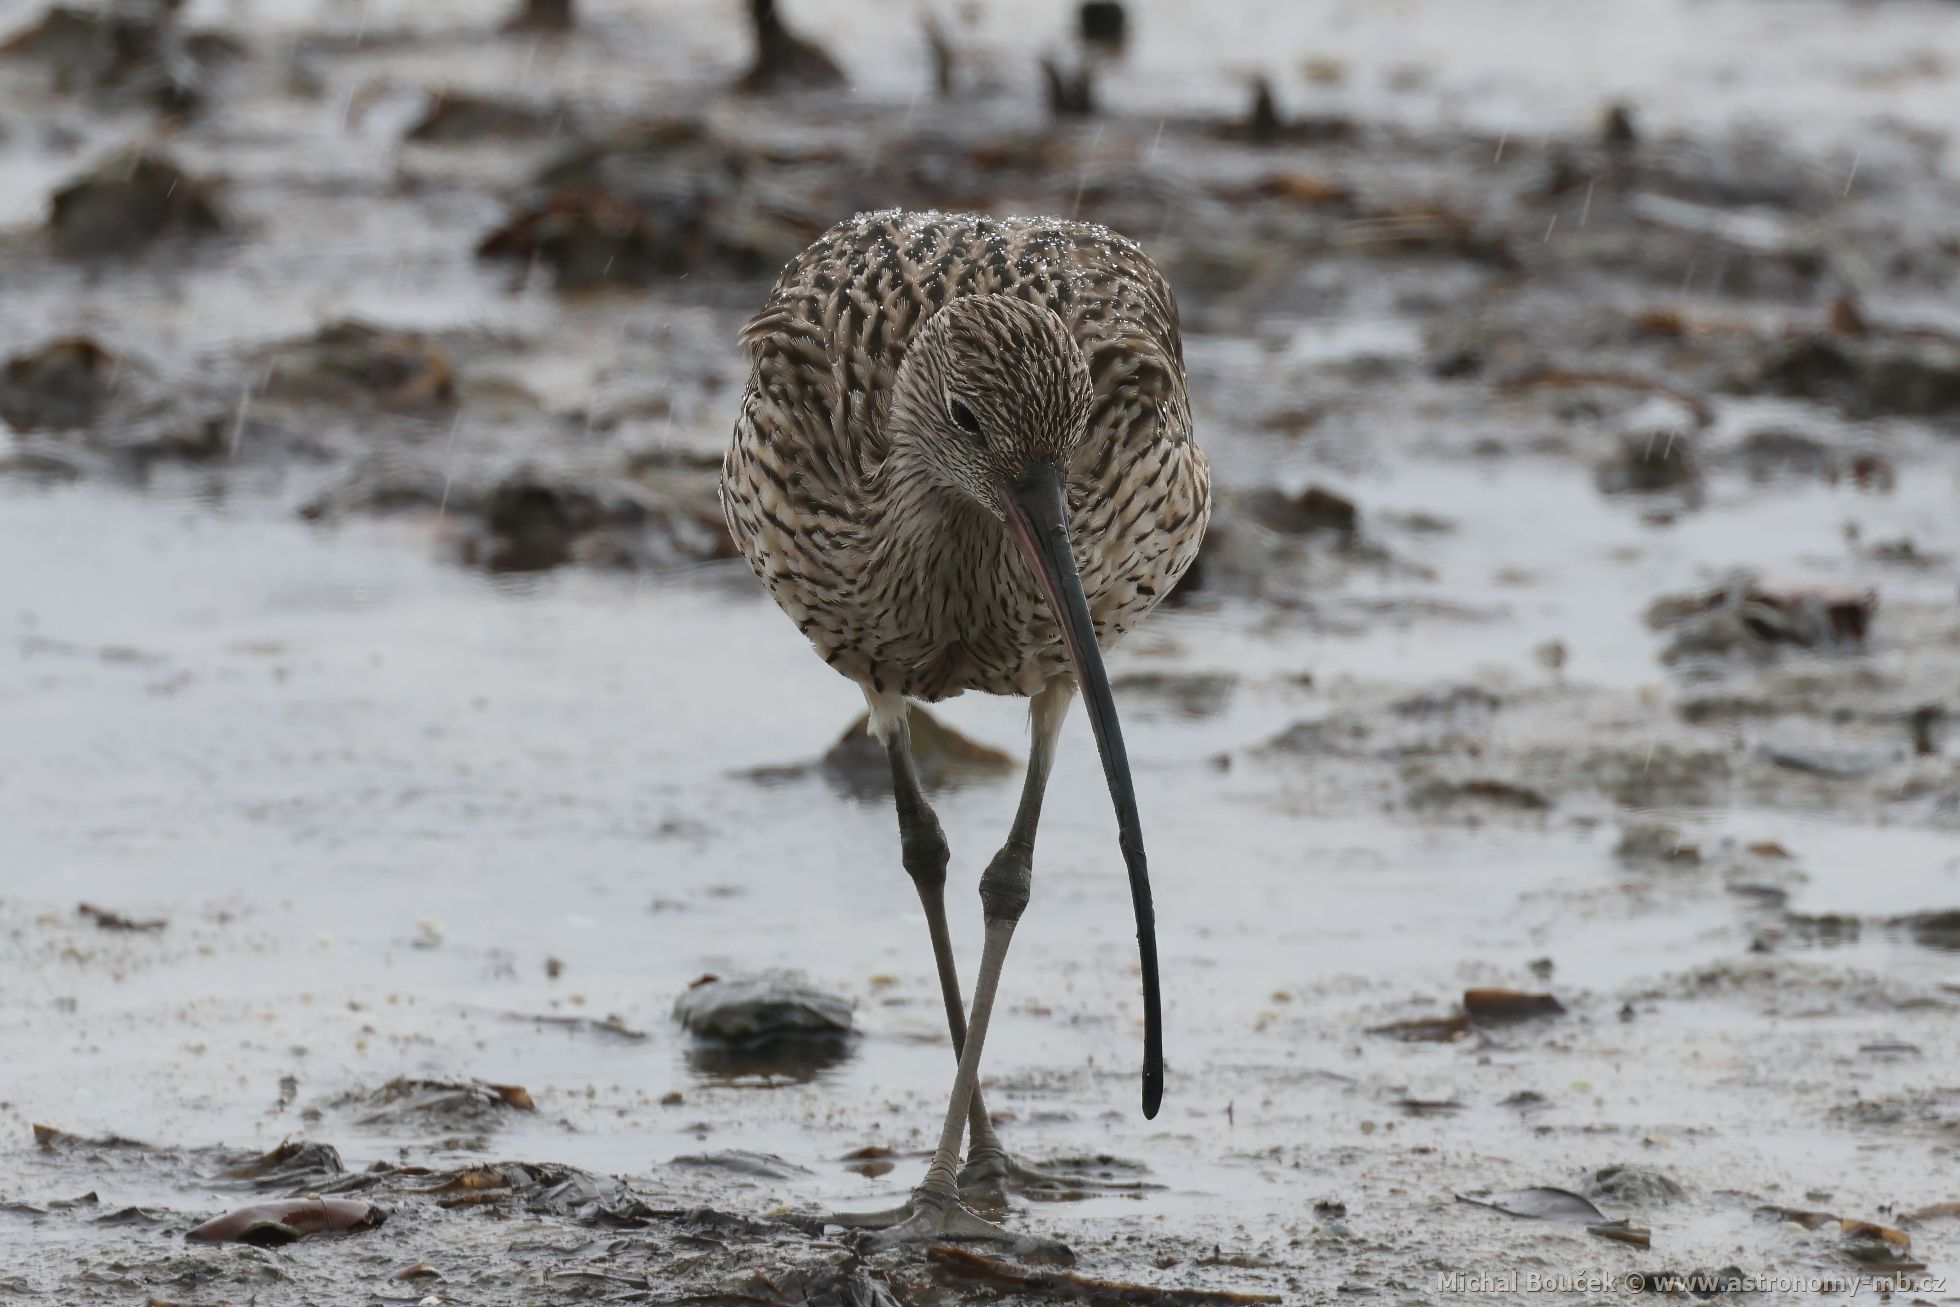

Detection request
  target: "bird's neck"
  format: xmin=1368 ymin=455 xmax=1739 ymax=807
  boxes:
xmin=864 ymin=446 xmax=1020 ymax=596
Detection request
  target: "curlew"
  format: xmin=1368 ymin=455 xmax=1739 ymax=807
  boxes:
xmin=720 ymin=210 xmax=1210 ymax=1247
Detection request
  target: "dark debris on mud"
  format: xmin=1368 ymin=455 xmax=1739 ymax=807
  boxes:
xmin=14 ymin=1124 xmax=1265 ymax=1306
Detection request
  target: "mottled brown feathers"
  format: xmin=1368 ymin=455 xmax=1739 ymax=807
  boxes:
xmin=721 ymin=209 xmax=1209 ymax=701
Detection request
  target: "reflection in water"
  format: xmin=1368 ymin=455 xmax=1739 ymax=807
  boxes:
xmin=685 ymin=1035 xmax=857 ymax=1087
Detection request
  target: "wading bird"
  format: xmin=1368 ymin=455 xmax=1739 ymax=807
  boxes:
xmin=720 ymin=210 xmax=1209 ymax=1247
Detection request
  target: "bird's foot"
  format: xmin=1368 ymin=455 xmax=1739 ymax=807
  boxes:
xmin=824 ymin=1183 xmax=1072 ymax=1262
xmin=958 ymin=1146 xmax=1162 ymax=1206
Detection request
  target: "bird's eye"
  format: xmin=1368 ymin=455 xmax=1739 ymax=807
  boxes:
xmin=947 ymin=397 xmax=984 ymax=441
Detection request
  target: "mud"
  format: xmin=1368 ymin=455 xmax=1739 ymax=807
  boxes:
xmin=4 ymin=0 xmax=1960 ymax=1303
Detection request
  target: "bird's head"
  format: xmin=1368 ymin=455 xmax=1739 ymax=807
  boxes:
xmin=888 ymin=294 xmax=1095 ymax=518
xmin=891 ymin=292 xmax=1167 ymax=1120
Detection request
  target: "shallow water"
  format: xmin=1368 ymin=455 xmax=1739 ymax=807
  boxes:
xmin=5 ymin=0 xmax=1960 ymax=1299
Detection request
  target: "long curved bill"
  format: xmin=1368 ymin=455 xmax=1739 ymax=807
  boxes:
xmin=999 ymin=461 xmax=1164 ymax=1120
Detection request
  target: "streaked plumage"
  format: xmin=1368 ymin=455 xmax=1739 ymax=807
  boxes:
xmin=721 ymin=209 xmax=1210 ymax=702
xmin=719 ymin=209 xmax=1207 ymax=1247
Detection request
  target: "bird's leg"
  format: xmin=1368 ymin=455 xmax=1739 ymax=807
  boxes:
xmin=883 ymin=708 xmax=999 ymax=1162
xmin=821 ymin=692 xmax=1070 ymax=1261
xmin=954 ymin=686 xmax=1151 ymax=1203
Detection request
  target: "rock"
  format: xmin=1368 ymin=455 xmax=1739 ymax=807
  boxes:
xmin=217 ymin=1140 xmax=345 ymax=1189
xmin=1407 ymin=777 xmax=1550 ymax=813
xmin=255 ymin=321 xmax=456 ymax=412
xmin=335 ymin=1078 xmax=536 ymax=1131
xmin=0 ymin=337 xmax=118 ymax=431
xmin=1754 ymin=333 xmax=1960 ymax=421
xmin=1595 ymin=429 xmax=1700 ymax=497
xmin=1110 ymin=670 xmax=1239 ymax=719
xmin=1258 ymin=718 xmax=1365 ymax=758
xmin=1613 ymin=821 xmax=1702 ymax=868
xmin=672 ymin=971 xmax=853 ymax=1043
xmin=476 ymin=469 xmax=603 ymax=572
xmin=1647 ymin=573 xmax=1874 ymax=665
xmin=1892 ymin=909 xmax=1960 ymax=952
xmin=406 ymin=90 xmax=565 ymax=143
xmin=1462 ymin=989 xmax=1565 ymax=1024
xmin=452 ymin=459 xmax=734 ymax=574
xmin=477 ymin=189 xmax=682 ymax=289
xmin=2 ymin=0 xmax=240 ymax=115
xmin=668 ymin=1150 xmax=810 ymax=1179
xmin=1722 ymin=427 xmax=1841 ymax=482
xmin=478 ymin=119 xmax=814 ymax=288
xmin=817 ymin=705 xmax=1017 ymax=797
xmin=734 ymin=0 xmax=843 ymax=94
xmin=48 ymin=150 xmax=225 ymax=258
xmin=1390 ymin=684 xmax=1500 ymax=719
xmin=1585 ymin=1164 xmax=1685 ymax=1206
xmin=502 ymin=0 xmax=574 ymax=34
xmin=1078 ymin=0 xmax=1126 ymax=48
xmin=1242 ymin=483 xmax=1359 ymax=537
xmin=297 ymin=453 xmax=454 ymax=522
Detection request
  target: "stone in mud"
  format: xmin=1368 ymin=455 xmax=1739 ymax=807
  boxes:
xmin=456 ymin=462 xmax=735 ymax=574
xmin=735 ymin=0 xmax=844 ymax=93
xmin=475 ymin=469 xmax=603 ymax=572
xmin=673 ymin=971 xmax=853 ymax=1043
xmin=1595 ymin=428 xmax=1701 ymax=498
xmin=502 ymin=0 xmax=574 ymax=34
xmin=1242 ymin=483 xmax=1359 ymax=537
xmin=819 ymin=706 xmax=1017 ymax=797
xmin=1406 ymin=776 xmax=1551 ymax=813
xmin=2 ymin=0 xmax=240 ymax=115
xmin=78 ymin=901 xmax=165 ymax=931
xmin=483 ymin=120 xmax=823 ymax=285
xmin=0 ymin=337 xmax=118 ymax=431
xmin=1613 ymin=820 xmax=1702 ymax=868
xmin=1391 ymin=683 xmax=1500 ymax=724
xmin=1462 ymin=988 xmax=1565 ymax=1024
xmin=406 ymin=90 xmax=566 ymax=143
xmin=668 ymin=1149 xmax=811 ymax=1180
xmin=1722 ymin=427 xmax=1842 ymax=483
xmin=1892 ymin=909 xmax=1960 ymax=952
xmin=335 ymin=1077 xmax=536 ymax=1131
xmin=478 ymin=189 xmax=684 ymax=289
xmin=1585 ymin=1163 xmax=1685 ymax=1206
xmin=254 ymin=321 xmax=456 ymax=412
xmin=297 ymin=453 xmax=455 ymax=521
xmin=1258 ymin=718 xmax=1364 ymax=758
xmin=48 ymin=150 xmax=225 ymax=258
xmin=1753 ymin=332 xmax=1960 ymax=422
xmin=217 ymin=1139 xmax=344 ymax=1189
xmin=1079 ymin=0 xmax=1127 ymax=48
xmin=1647 ymin=573 xmax=1874 ymax=665
xmin=1110 ymin=670 xmax=1239 ymax=720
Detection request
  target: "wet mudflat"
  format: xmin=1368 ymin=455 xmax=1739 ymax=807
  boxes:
xmin=5 ymin=0 xmax=1960 ymax=1302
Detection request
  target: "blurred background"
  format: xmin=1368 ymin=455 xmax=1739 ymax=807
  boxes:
xmin=3 ymin=0 xmax=1958 ymax=1300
